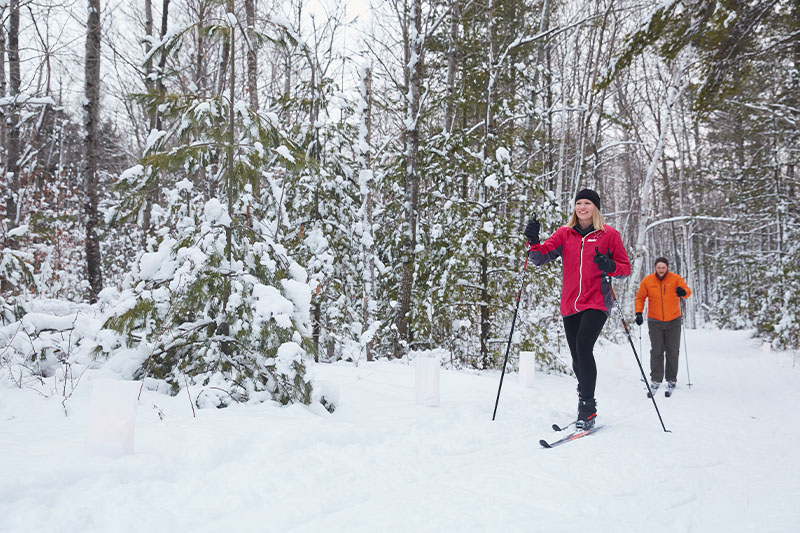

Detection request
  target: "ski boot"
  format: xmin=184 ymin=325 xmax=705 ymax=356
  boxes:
xmin=665 ymin=381 xmax=676 ymax=397
xmin=647 ymin=382 xmax=660 ymax=398
xmin=576 ymin=398 xmax=597 ymax=431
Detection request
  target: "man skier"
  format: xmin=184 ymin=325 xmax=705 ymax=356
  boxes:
xmin=634 ymin=257 xmax=691 ymax=397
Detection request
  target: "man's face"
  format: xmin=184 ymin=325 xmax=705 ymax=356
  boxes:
xmin=655 ymin=262 xmax=668 ymax=277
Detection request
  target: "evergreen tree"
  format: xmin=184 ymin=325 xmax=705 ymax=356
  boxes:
xmin=104 ymin=8 xmax=322 ymax=408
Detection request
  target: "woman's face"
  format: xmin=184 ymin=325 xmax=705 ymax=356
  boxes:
xmin=575 ymin=199 xmax=595 ymax=226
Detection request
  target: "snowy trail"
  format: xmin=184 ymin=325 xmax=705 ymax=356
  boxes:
xmin=1 ymin=328 xmax=799 ymax=532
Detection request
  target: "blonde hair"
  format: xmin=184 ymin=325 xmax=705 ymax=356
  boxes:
xmin=567 ymin=209 xmax=605 ymax=230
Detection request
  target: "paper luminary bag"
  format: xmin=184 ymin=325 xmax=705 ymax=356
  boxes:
xmin=85 ymin=378 xmax=141 ymax=457
xmin=518 ymin=351 xmax=536 ymax=388
xmin=415 ymin=356 xmax=440 ymax=406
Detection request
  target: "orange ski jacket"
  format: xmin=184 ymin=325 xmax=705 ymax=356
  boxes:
xmin=635 ymin=271 xmax=691 ymax=322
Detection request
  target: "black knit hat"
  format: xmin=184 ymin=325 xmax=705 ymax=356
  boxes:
xmin=575 ymin=189 xmax=601 ymax=209
xmin=654 ymin=257 xmax=669 ymax=267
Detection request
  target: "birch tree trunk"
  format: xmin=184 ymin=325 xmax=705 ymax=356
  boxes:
xmin=243 ymin=0 xmax=259 ymax=205
xmin=358 ymin=65 xmax=376 ymax=361
xmin=554 ymin=29 xmax=575 ymax=212
xmin=394 ymin=0 xmax=422 ymax=358
xmin=627 ymin=59 xmax=685 ymax=303
xmin=580 ymin=2 xmax=612 ymax=188
xmin=84 ymin=0 xmax=103 ymax=301
xmin=674 ymin=101 xmax=699 ymax=327
xmin=524 ymin=0 xmax=549 ymax=173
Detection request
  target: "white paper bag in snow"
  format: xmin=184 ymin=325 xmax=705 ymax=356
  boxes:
xmin=519 ymin=351 xmax=536 ymax=388
xmin=85 ymin=378 xmax=140 ymax=457
xmin=415 ymin=356 xmax=440 ymax=406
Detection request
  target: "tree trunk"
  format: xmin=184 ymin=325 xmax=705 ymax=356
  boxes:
xmin=309 ymin=53 xmax=323 ymax=357
xmin=217 ymin=16 xmax=231 ymax=98
xmin=395 ymin=0 xmax=422 ymax=358
xmin=359 ymin=65 xmax=375 ymax=361
xmin=217 ymin=0 xmax=236 ymax=356
xmin=5 ymin=0 xmax=20 ymax=231
xmin=477 ymin=0 xmax=497 ymax=366
xmin=628 ymin=60 xmax=685 ymax=304
xmin=282 ymin=2 xmax=302 ymax=125
xmin=444 ymin=0 xmax=459 ymax=132
xmin=141 ymin=0 xmax=170 ymax=248
xmin=0 ymin=9 xmax=5 ymax=98
xmin=244 ymin=0 xmax=258 ymax=110
xmin=0 ymin=11 xmax=6 ymax=159
xmin=479 ymin=245 xmax=490 ymax=368
xmin=0 ymin=9 xmax=7 ymax=195
xmin=243 ymin=0 xmax=261 ymax=204
xmin=84 ymin=0 xmax=103 ymax=301
xmin=225 ymin=0 xmax=235 ymax=267
xmin=525 ymin=0 xmax=549 ymax=174
xmin=195 ymin=0 xmax=207 ymax=92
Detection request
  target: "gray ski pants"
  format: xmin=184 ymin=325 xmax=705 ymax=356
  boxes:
xmin=647 ymin=317 xmax=682 ymax=383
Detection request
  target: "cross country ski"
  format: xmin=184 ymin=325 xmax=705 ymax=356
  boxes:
xmin=539 ymin=425 xmax=606 ymax=448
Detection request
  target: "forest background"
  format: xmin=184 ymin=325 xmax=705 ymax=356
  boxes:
xmin=1 ymin=0 xmax=798 ymax=409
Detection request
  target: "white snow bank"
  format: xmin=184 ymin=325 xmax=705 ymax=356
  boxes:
xmin=1 ymin=329 xmax=799 ymax=532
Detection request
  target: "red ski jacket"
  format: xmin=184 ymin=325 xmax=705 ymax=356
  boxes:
xmin=528 ymin=225 xmax=631 ymax=317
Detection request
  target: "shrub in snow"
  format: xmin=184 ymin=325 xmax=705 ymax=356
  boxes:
xmin=0 ymin=297 xmax=103 ymax=401
xmin=102 ymin=192 xmax=318 ymax=407
xmin=272 ymin=79 xmax=377 ymax=364
xmin=102 ymin=42 xmax=330 ymax=408
xmin=754 ymin=241 xmax=800 ymax=351
xmin=0 ymin=243 xmax=36 ymax=322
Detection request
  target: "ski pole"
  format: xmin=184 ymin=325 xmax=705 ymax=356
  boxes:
xmin=638 ymin=322 xmax=642 ymax=357
xmin=681 ymin=299 xmax=692 ymax=388
xmin=492 ymin=238 xmax=532 ymax=421
xmin=599 ymin=259 xmax=670 ymax=432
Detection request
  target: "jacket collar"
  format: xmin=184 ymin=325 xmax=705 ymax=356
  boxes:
xmin=571 ymin=224 xmax=597 ymax=237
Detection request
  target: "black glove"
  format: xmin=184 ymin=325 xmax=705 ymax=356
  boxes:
xmin=524 ymin=217 xmax=540 ymax=244
xmin=676 ymin=286 xmax=687 ymax=297
xmin=593 ymin=249 xmax=615 ymax=274
xmin=635 ymin=313 xmax=643 ymax=326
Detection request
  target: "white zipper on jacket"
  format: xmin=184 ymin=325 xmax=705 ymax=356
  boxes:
xmin=573 ymin=228 xmax=601 ymax=313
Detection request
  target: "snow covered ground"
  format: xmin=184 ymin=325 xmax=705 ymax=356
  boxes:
xmin=2 ymin=328 xmax=799 ymax=532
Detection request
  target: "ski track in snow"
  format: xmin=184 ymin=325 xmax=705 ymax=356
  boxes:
xmin=1 ymin=328 xmax=799 ymax=532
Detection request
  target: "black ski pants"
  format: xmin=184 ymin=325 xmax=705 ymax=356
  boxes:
xmin=562 ymin=309 xmax=607 ymax=400
xmin=648 ymin=317 xmax=682 ymax=383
